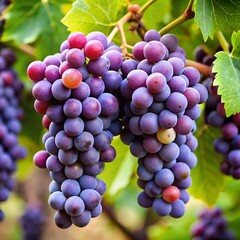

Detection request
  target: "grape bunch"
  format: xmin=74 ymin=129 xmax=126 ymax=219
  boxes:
xmin=195 ymin=46 xmax=240 ymax=179
xmin=20 ymin=203 xmax=45 ymax=240
xmin=28 ymin=31 xmax=123 ymax=228
xmin=191 ymin=207 xmax=236 ymax=240
xmin=0 ymin=47 xmax=27 ymax=221
xmin=119 ymin=30 xmax=208 ymax=218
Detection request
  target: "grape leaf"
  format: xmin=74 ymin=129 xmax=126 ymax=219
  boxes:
xmin=62 ymin=0 xmax=123 ymax=35
xmin=212 ymin=52 xmax=240 ymax=117
xmin=99 ymin=137 xmax=137 ymax=198
xmin=231 ymin=31 xmax=240 ymax=58
xmin=190 ymin=116 xmax=226 ymax=205
xmin=194 ymin=0 xmax=240 ymax=41
xmin=109 ymin=150 xmax=136 ymax=196
xmin=2 ymin=0 xmax=71 ymax=58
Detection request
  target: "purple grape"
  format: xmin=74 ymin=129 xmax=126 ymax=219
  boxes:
xmin=82 ymin=97 xmax=101 ymax=119
xmin=140 ymin=112 xmax=159 ymax=134
xmin=183 ymin=66 xmax=200 ymax=86
xmin=143 ymin=41 xmax=166 ymax=62
xmin=155 ymin=168 xmax=174 ymax=187
xmin=84 ymin=117 xmax=103 ymax=135
xmin=66 ymin=48 xmax=85 ymax=67
xmin=137 ymin=164 xmax=154 ymax=181
xmin=160 ymin=34 xmax=178 ymax=52
xmin=144 ymin=180 xmax=162 ymax=198
xmin=45 ymin=65 xmax=60 ymax=83
xmin=64 ymin=162 xmax=84 ymax=179
xmin=103 ymin=49 xmax=123 ymax=70
xmin=130 ymin=139 xmax=146 ymax=158
xmin=143 ymin=154 xmax=163 ymax=173
xmin=55 ymin=130 xmax=73 ymax=150
xmin=58 ymin=148 xmax=78 ymax=165
xmin=63 ymin=98 xmax=82 ymax=118
xmin=45 ymin=136 xmax=58 ymax=155
xmin=133 ymin=41 xmax=147 ymax=61
xmin=137 ymin=59 xmax=153 ymax=75
xmin=64 ymin=196 xmax=85 ymax=216
xmin=171 ymin=162 xmax=190 ymax=180
xmin=61 ymin=179 xmax=81 ymax=197
xmin=146 ymin=72 xmax=167 ymax=93
xmin=159 ymin=143 xmax=180 ymax=162
xmin=137 ymin=191 xmax=154 ymax=208
xmin=71 ymin=82 xmax=90 ymax=100
xmin=80 ymin=189 xmax=101 ymax=210
xmin=132 ymin=87 xmax=153 ymax=109
xmin=158 ymin=109 xmax=177 ymax=129
xmin=98 ymin=93 xmax=118 ymax=116
xmin=54 ymin=210 xmax=72 ymax=229
xmin=46 ymin=155 xmax=63 ymax=172
xmin=168 ymin=76 xmax=187 ymax=93
xmin=151 ymin=60 xmax=173 ymax=81
xmin=121 ymin=59 xmax=138 ymax=76
xmin=32 ymin=80 xmax=52 ymax=102
xmin=174 ymin=115 xmax=193 ymax=135
xmin=85 ymin=76 xmax=105 ymax=97
xmin=79 ymin=147 xmax=100 ymax=166
xmin=127 ymin=69 xmax=148 ymax=90
xmin=71 ymin=210 xmax=91 ymax=227
xmin=153 ymin=198 xmax=172 ymax=216
xmin=102 ymin=71 xmax=122 ymax=92
xmin=87 ymin=56 xmax=110 ymax=76
xmin=48 ymin=191 xmax=66 ymax=210
xmin=64 ymin=117 xmax=84 ymax=137
xmin=91 ymin=203 xmax=102 ymax=218
xmin=170 ymin=199 xmax=185 ymax=218
xmin=144 ymin=30 xmax=161 ymax=42
xmin=74 ymin=131 xmax=94 ymax=151
xmin=142 ymin=135 xmax=162 ymax=153
xmin=79 ymin=175 xmax=98 ymax=189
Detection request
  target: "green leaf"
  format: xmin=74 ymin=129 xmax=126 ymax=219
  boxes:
xmin=194 ymin=0 xmax=240 ymax=41
xmin=212 ymin=51 xmax=240 ymax=117
xmin=231 ymin=31 xmax=240 ymax=58
xmin=62 ymin=0 xmax=122 ymax=35
xmin=2 ymin=0 xmax=71 ymax=58
xmin=99 ymin=137 xmax=137 ymax=198
xmin=190 ymin=116 xmax=226 ymax=205
xmin=109 ymin=150 xmax=136 ymax=196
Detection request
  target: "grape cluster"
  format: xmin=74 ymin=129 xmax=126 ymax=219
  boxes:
xmin=28 ymin=31 xmax=123 ymax=228
xmin=195 ymin=46 xmax=240 ymax=179
xmin=119 ymin=30 xmax=208 ymax=218
xmin=20 ymin=203 xmax=45 ymax=240
xmin=0 ymin=47 xmax=27 ymax=221
xmin=191 ymin=207 xmax=235 ymax=240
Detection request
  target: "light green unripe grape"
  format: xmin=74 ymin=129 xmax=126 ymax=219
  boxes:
xmin=156 ymin=128 xmax=176 ymax=144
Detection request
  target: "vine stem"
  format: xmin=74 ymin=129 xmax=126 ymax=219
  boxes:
xmin=107 ymin=0 xmax=156 ymax=44
xmin=216 ymin=31 xmax=230 ymax=54
xmin=102 ymin=200 xmax=148 ymax=240
xmin=18 ymin=44 xmax=36 ymax=58
xmin=186 ymin=59 xmax=212 ymax=76
xmin=159 ymin=0 xmax=195 ymax=35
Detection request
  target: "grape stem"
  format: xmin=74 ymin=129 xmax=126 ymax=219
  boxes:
xmin=102 ymin=200 xmax=148 ymax=240
xmin=159 ymin=0 xmax=195 ymax=35
xmin=186 ymin=59 xmax=212 ymax=76
xmin=107 ymin=0 xmax=157 ymax=44
xmin=216 ymin=31 xmax=230 ymax=54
